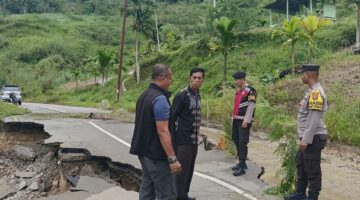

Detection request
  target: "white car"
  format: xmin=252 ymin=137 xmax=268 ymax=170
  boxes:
xmin=1 ymin=85 xmax=22 ymax=105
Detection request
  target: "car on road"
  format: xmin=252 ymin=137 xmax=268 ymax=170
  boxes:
xmin=1 ymin=84 xmax=22 ymax=105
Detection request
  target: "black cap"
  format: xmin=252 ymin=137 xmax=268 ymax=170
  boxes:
xmin=302 ymin=64 xmax=320 ymax=72
xmin=232 ymin=71 xmax=246 ymax=79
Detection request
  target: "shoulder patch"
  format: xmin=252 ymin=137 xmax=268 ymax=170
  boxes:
xmin=248 ymin=89 xmax=256 ymax=101
xmin=308 ymin=90 xmax=323 ymax=111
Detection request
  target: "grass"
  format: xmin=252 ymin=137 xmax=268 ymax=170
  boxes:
xmin=0 ymin=102 xmax=30 ymax=120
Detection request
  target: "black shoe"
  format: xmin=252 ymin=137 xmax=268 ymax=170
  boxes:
xmin=243 ymin=162 xmax=248 ymax=170
xmin=177 ymin=197 xmax=196 ymax=200
xmin=284 ymin=192 xmax=307 ymax=200
xmin=232 ymin=168 xmax=245 ymax=176
xmin=231 ymin=163 xmax=240 ymax=171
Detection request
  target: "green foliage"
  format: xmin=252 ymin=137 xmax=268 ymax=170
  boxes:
xmin=272 ymin=16 xmax=305 ymax=67
xmin=162 ymin=31 xmax=181 ymax=51
xmin=260 ymin=107 xmax=298 ymax=195
xmin=316 ymin=20 xmax=356 ymax=50
xmin=97 ymin=49 xmax=115 ymax=82
xmin=300 ymin=15 xmax=332 ymax=62
xmin=326 ymin=82 xmax=360 ymax=146
xmin=263 ymin=78 xmax=306 ymax=115
xmin=0 ymin=0 xmax=122 ymax=15
xmin=210 ymin=16 xmax=238 ymax=81
xmin=0 ymin=102 xmax=30 ymax=119
xmin=206 ymin=0 xmax=269 ymax=31
xmin=0 ymin=14 xmax=121 ymax=97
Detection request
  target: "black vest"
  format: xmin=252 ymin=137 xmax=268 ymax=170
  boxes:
xmin=129 ymin=83 xmax=171 ymax=160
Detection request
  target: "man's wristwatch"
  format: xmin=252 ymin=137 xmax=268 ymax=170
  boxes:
xmin=167 ymin=155 xmax=178 ymax=164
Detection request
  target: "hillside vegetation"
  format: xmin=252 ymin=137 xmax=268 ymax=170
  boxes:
xmin=0 ymin=0 xmax=359 ymax=147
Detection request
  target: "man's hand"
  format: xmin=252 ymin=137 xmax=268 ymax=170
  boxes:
xmin=299 ymin=142 xmax=308 ymax=151
xmin=242 ymin=121 xmax=248 ymax=128
xmin=170 ymin=161 xmax=182 ymax=174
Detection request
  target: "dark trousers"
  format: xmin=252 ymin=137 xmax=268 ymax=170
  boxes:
xmin=296 ymin=134 xmax=327 ymax=194
xmin=175 ymin=144 xmax=198 ymax=199
xmin=138 ymin=156 xmax=176 ymax=200
xmin=232 ymin=120 xmax=250 ymax=161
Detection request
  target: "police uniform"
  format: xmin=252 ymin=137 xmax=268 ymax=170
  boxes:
xmin=231 ymin=72 xmax=256 ymax=176
xmin=285 ymin=64 xmax=328 ymax=200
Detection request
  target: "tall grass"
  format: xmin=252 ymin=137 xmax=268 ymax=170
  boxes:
xmin=0 ymin=102 xmax=30 ymax=119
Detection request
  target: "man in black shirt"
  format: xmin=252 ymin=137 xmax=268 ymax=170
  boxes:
xmin=170 ymin=68 xmax=205 ymax=200
xmin=130 ymin=64 xmax=181 ymax=200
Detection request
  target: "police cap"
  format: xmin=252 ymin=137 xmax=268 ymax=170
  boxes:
xmin=232 ymin=71 xmax=246 ymax=79
xmin=302 ymin=64 xmax=320 ymax=72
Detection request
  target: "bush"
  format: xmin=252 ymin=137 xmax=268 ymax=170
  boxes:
xmin=263 ymin=78 xmax=306 ymax=116
xmin=316 ymin=20 xmax=356 ymax=51
xmin=0 ymin=35 xmax=9 ymax=49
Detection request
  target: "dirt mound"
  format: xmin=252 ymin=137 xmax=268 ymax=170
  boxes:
xmin=322 ymin=60 xmax=360 ymax=99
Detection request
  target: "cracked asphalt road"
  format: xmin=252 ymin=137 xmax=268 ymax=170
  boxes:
xmin=10 ymin=103 xmax=277 ymax=200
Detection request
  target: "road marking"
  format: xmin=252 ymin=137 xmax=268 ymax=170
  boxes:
xmin=89 ymin=121 xmax=131 ymax=148
xmin=88 ymin=121 xmax=258 ymax=200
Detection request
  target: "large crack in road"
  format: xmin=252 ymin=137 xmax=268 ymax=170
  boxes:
xmin=0 ymin=121 xmax=141 ymax=200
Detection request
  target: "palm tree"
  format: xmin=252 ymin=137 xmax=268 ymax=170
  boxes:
xmin=272 ymin=16 xmax=304 ymax=74
xmin=209 ymin=16 xmax=237 ymax=81
xmin=129 ymin=0 xmax=155 ymax=84
xmin=97 ymin=49 xmax=113 ymax=83
xmin=300 ymin=15 xmax=332 ymax=62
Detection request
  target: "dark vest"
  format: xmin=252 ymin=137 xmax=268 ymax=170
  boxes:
xmin=129 ymin=83 xmax=171 ymax=160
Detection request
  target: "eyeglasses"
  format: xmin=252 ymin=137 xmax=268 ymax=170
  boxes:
xmin=161 ymin=75 xmax=173 ymax=82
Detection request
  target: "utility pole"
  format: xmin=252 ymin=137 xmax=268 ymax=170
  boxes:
xmin=286 ymin=0 xmax=289 ymax=21
xmin=116 ymin=0 xmax=129 ymax=101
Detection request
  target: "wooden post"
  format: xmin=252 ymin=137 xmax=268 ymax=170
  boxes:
xmin=116 ymin=0 xmax=129 ymax=101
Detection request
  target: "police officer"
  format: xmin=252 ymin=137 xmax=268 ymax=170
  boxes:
xmin=231 ymin=71 xmax=256 ymax=176
xmin=284 ymin=64 xmax=328 ymax=200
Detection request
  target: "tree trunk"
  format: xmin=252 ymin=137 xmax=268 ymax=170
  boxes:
xmin=223 ymin=52 xmax=227 ymax=81
xmin=291 ymin=44 xmax=295 ymax=74
xmin=357 ymin=4 xmax=360 ymax=48
xmin=135 ymin=31 xmax=140 ymax=84
xmin=22 ymin=0 xmax=26 ymax=14
xmin=154 ymin=0 xmax=161 ymax=52
xmin=94 ymin=75 xmax=97 ymax=85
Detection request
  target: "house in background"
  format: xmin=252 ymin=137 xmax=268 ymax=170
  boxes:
xmin=264 ymin=0 xmax=336 ymax=27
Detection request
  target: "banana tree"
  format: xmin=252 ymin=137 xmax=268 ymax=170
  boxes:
xmin=272 ymin=16 xmax=304 ymax=74
xmin=300 ymin=15 xmax=332 ymax=62
xmin=209 ymin=16 xmax=237 ymax=81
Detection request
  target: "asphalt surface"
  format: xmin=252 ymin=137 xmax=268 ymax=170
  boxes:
xmin=9 ymin=103 xmax=276 ymax=200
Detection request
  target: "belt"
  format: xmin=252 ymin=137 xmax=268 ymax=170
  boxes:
xmin=232 ymin=116 xmax=254 ymax=121
xmin=233 ymin=116 xmax=245 ymax=120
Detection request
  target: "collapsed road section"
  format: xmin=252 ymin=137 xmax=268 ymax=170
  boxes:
xmin=0 ymin=121 xmax=141 ymax=200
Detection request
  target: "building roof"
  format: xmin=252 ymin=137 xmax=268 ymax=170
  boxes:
xmin=264 ymin=0 xmax=308 ymax=14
